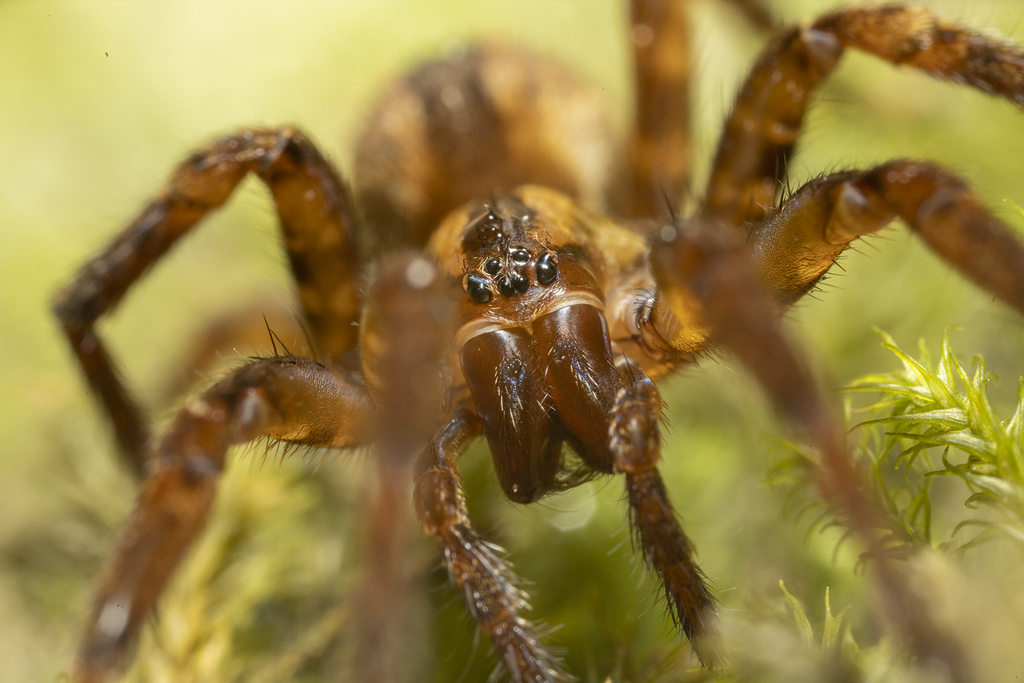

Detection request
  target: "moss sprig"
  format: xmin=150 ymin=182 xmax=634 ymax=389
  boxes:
xmin=773 ymin=329 xmax=1024 ymax=555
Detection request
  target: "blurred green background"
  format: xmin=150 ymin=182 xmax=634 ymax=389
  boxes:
xmin=3 ymin=1 xmax=1024 ymax=681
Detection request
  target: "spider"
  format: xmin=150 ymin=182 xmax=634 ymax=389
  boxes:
xmin=54 ymin=2 xmax=1024 ymax=682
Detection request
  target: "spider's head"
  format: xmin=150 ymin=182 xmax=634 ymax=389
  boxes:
xmin=428 ymin=186 xmax=610 ymax=349
xmin=459 ymin=203 xmax=561 ymax=303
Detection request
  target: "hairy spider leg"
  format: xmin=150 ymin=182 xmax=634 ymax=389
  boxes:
xmin=351 ymin=252 xmax=452 ymax=683
xmin=159 ymin=303 xmax=311 ymax=404
xmin=626 ymin=0 xmax=779 ymax=218
xmin=653 ymin=226 xmax=974 ymax=680
xmin=750 ymin=161 xmax=1024 ymax=315
xmin=53 ymin=127 xmax=362 ymax=475
xmin=74 ymin=250 xmax=450 ymax=683
xmin=702 ymin=5 xmax=1024 ymax=229
xmin=626 ymin=0 xmax=692 ymax=219
xmin=413 ymin=409 xmax=571 ymax=683
xmin=72 ymin=357 xmax=373 ymax=683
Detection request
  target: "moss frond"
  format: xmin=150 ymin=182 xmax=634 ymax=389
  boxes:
xmin=774 ymin=330 xmax=1024 ymax=554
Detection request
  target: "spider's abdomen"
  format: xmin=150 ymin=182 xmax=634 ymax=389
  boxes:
xmin=354 ymin=44 xmax=615 ymax=254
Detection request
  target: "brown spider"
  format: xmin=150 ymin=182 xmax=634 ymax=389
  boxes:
xmin=55 ymin=2 xmax=1024 ymax=682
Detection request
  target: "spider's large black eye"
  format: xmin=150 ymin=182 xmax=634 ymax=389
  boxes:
xmin=536 ymin=253 xmax=558 ymax=286
xmin=510 ymin=270 xmax=529 ymax=294
xmin=466 ymin=274 xmax=493 ymax=303
xmin=483 ymin=258 xmax=501 ymax=276
xmin=510 ymin=248 xmax=531 ymax=264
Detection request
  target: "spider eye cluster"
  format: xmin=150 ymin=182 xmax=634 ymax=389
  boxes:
xmin=463 ymin=249 xmax=559 ymax=303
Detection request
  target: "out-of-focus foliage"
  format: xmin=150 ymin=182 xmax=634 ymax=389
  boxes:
xmin=774 ymin=330 xmax=1024 ymax=556
xmin=4 ymin=1 xmax=1024 ymax=682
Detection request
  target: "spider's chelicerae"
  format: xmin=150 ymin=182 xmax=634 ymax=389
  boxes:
xmin=57 ymin=2 xmax=1024 ymax=682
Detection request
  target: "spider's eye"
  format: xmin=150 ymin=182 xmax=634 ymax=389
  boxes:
xmin=483 ymin=258 xmax=501 ymax=276
xmin=466 ymin=274 xmax=493 ymax=304
xmin=510 ymin=248 xmax=531 ymax=264
xmin=536 ymin=253 xmax=558 ymax=286
xmin=496 ymin=272 xmax=528 ymax=297
xmin=496 ymin=275 xmax=515 ymax=297
xmin=510 ymin=271 xmax=529 ymax=293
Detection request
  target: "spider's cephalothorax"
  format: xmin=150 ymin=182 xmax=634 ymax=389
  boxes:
xmin=57 ymin=2 xmax=1024 ymax=682
xmin=444 ymin=194 xmax=645 ymax=505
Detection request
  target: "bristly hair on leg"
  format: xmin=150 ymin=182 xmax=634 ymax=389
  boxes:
xmin=262 ymin=313 xmax=294 ymax=358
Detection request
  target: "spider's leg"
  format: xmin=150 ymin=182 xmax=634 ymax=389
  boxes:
xmin=609 ymin=357 xmax=719 ymax=664
xmin=651 ymin=227 xmax=973 ymax=680
xmin=702 ymin=5 xmax=1024 ymax=229
xmin=749 ymin=161 xmax=1024 ymax=315
xmin=54 ymin=127 xmax=361 ymax=475
xmin=159 ymin=303 xmax=308 ymax=404
xmin=626 ymin=0 xmax=691 ymax=219
xmin=73 ymin=357 xmax=373 ymax=683
xmin=413 ymin=409 xmax=570 ymax=683
xmin=350 ymin=252 xmax=452 ymax=683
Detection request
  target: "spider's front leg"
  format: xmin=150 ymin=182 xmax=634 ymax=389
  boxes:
xmin=350 ymin=252 xmax=453 ymax=683
xmin=702 ymin=5 xmax=1024 ymax=229
xmin=650 ymin=227 xmax=974 ymax=679
xmin=53 ymin=126 xmax=361 ymax=475
xmin=74 ymin=250 xmax=451 ymax=683
xmin=750 ymin=160 xmax=1024 ymax=315
xmin=73 ymin=357 xmax=373 ymax=683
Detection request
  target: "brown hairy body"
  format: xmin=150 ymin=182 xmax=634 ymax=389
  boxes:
xmin=55 ymin=2 xmax=1024 ymax=682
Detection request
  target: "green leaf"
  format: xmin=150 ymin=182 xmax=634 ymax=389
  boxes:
xmin=821 ymin=587 xmax=850 ymax=652
xmin=853 ymin=408 xmax=968 ymax=431
xmin=779 ymin=580 xmax=814 ymax=646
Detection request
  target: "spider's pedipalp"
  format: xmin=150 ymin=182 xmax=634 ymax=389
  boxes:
xmin=609 ymin=359 xmax=720 ymax=665
xmin=413 ymin=409 xmax=571 ymax=683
